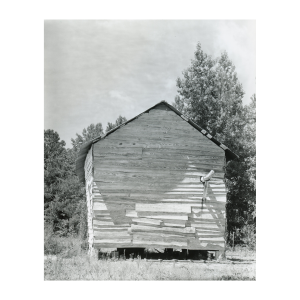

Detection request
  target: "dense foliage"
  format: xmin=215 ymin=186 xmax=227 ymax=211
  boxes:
xmin=44 ymin=116 xmax=127 ymax=239
xmin=173 ymin=43 xmax=256 ymax=248
xmin=44 ymin=129 xmax=86 ymax=237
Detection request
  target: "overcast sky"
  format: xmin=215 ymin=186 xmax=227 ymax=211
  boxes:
xmin=44 ymin=20 xmax=255 ymax=148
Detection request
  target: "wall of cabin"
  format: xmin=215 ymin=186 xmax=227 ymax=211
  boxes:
xmin=84 ymin=147 xmax=94 ymax=253
xmin=84 ymin=103 xmax=227 ymax=252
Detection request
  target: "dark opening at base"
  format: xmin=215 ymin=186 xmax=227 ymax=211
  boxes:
xmin=98 ymin=248 xmax=219 ymax=261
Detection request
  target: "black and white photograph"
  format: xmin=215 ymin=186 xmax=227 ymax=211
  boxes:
xmin=44 ymin=19 xmax=256 ymax=280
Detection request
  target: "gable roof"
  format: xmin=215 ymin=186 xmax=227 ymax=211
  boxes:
xmin=75 ymin=101 xmax=239 ymax=183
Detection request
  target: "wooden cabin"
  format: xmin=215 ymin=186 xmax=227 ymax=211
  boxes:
xmin=75 ymin=101 xmax=238 ymax=258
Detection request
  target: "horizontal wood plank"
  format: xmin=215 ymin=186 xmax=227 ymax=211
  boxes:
xmin=137 ymin=212 xmax=188 ymax=221
xmin=135 ymin=203 xmax=192 ymax=213
xmin=131 ymin=218 xmax=162 ymax=225
xmin=130 ymin=224 xmax=195 ymax=234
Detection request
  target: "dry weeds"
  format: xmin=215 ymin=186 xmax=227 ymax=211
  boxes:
xmin=44 ymin=254 xmax=255 ymax=280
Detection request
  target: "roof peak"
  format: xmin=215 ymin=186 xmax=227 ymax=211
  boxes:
xmin=75 ymin=100 xmax=239 ymax=183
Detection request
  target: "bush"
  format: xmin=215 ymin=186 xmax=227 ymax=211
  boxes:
xmin=44 ymin=223 xmax=86 ymax=256
xmin=44 ymin=224 xmax=64 ymax=255
xmin=240 ymin=224 xmax=256 ymax=250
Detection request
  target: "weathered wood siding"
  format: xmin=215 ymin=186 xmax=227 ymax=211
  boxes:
xmin=89 ymin=103 xmax=227 ymax=250
xmin=84 ymin=146 xmax=94 ymax=252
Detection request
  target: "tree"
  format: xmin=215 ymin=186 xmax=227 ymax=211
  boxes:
xmin=174 ymin=44 xmax=245 ymax=139
xmin=225 ymin=94 xmax=256 ymax=246
xmin=173 ymin=43 xmax=256 ymax=246
xmin=44 ymin=129 xmax=86 ymax=235
xmin=44 ymin=130 xmax=72 ymax=208
xmin=106 ymin=115 xmax=127 ymax=133
xmin=47 ymin=175 xmax=86 ymax=235
xmin=71 ymin=123 xmax=104 ymax=154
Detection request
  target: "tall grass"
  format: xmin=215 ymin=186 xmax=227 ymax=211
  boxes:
xmin=44 ymin=254 xmax=255 ymax=280
xmin=44 ymin=231 xmax=256 ymax=280
xmin=226 ymin=245 xmax=256 ymax=262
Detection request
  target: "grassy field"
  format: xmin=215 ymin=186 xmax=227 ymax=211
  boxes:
xmin=44 ymin=240 xmax=255 ymax=280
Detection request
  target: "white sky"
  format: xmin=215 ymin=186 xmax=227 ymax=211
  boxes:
xmin=44 ymin=20 xmax=255 ymax=148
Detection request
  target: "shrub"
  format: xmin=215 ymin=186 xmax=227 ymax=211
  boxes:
xmin=44 ymin=224 xmax=64 ymax=255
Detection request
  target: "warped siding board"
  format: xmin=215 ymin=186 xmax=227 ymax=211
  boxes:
xmin=131 ymin=218 xmax=162 ymax=226
xmin=132 ymin=236 xmax=188 ymax=247
xmin=191 ymin=223 xmax=224 ymax=230
xmin=93 ymin=231 xmax=131 ymax=238
xmin=93 ymin=243 xmax=133 ymax=248
xmin=92 ymin=216 xmax=113 ymax=220
xmin=132 ymin=234 xmax=188 ymax=244
xmin=97 ymin=183 xmax=208 ymax=192
xmin=97 ymin=197 xmax=226 ymax=210
xmin=134 ymin=231 xmax=195 ymax=239
xmin=126 ymin=210 xmax=189 ymax=220
xmin=96 ymin=176 xmax=215 ymax=184
xmin=94 ymin=143 xmax=225 ymax=158
xmin=196 ymin=229 xmax=225 ymax=234
xmin=93 ymin=147 xmax=143 ymax=157
xmin=94 ymin=167 xmax=224 ymax=176
xmin=189 ymin=218 xmax=226 ymax=225
xmin=93 ymin=219 xmax=115 ymax=226
xmin=93 ymin=227 xmax=129 ymax=232
xmin=97 ymin=136 xmax=224 ymax=152
xmin=93 ymin=212 xmax=110 ymax=217
xmin=160 ymin=218 xmax=187 ymax=225
xmin=198 ymin=237 xmax=225 ymax=242
xmin=192 ymin=207 xmax=225 ymax=214
xmin=93 ymin=225 xmax=130 ymax=230
xmin=132 ymin=240 xmax=188 ymax=248
xmin=93 ymin=224 xmax=129 ymax=229
xmin=93 ymin=239 xmax=132 ymax=244
xmin=130 ymin=224 xmax=196 ymax=234
xmin=125 ymin=210 xmax=138 ymax=218
xmin=93 ymin=202 xmax=134 ymax=211
xmin=135 ymin=203 xmax=192 ymax=213
xmin=141 ymin=155 xmax=224 ymax=164
xmin=196 ymin=233 xmax=225 ymax=238
xmin=128 ymin=229 xmax=195 ymax=239
xmin=93 ymin=202 xmax=108 ymax=211
xmin=118 ymin=128 xmax=210 ymax=140
xmin=112 ymin=122 xmax=202 ymax=132
xmin=85 ymin=103 xmax=227 ymax=250
xmin=93 ymin=159 xmax=224 ymax=172
xmin=137 ymin=213 xmax=189 ymax=221
xmin=111 ymin=134 xmax=217 ymax=147
xmin=98 ymin=190 xmax=225 ymax=198
xmin=94 ymin=172 xmax=225 ymax=182
xmin=189 ymin=213 xmax=225 ymax=220
xmin=99 ymin=139 xmax=224 ymax=153
xmin=135 ymin=114 xmax=182 ymax=122
xmin=162 ymin=222 xmax=186 ymax=228
xmin=106 ymin=121 xmax=223 ymax=146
